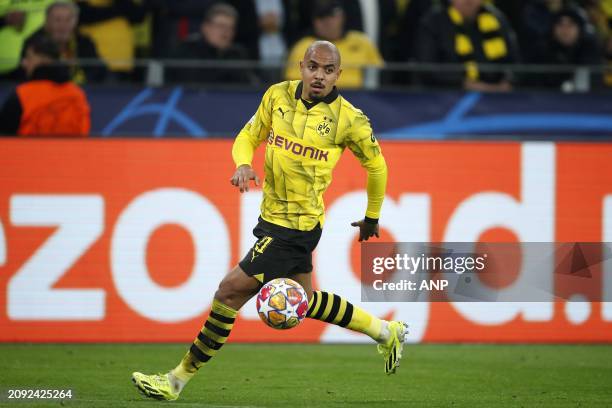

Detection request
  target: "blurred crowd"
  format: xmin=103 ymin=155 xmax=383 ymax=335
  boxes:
xmin=1 ymin=0 xmax=611 ymax=91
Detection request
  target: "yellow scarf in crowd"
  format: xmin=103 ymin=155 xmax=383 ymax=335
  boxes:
xmin=448 ymin=6 xmax=508 ymax=81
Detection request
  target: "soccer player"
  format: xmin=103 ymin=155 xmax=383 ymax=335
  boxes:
xmin=131 ymin=40 xmax=408 ymax=401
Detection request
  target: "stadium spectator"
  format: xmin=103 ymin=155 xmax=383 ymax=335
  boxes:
xmin=282 ymin=0 xmax=364 ymax=48
xmin=580 ymin=0 xmax=612 ymax=40
xmin=255 ymin=0 xmax=286 ymax=82
xmin=416 ymin=0 xmax=520 ymax=91
xmin=165 ymin=3 xmax=256 ymax=85
xmin=146 ymin=0 xmax=214 ymax=57
xmin=76 ymin=0 xmax=147 ymax=79
xmin=578 ymin=0 xmax=612 ymax=85
xmin=22 ymin=1 xmax=107 ymax=83
xmin=528 ymin=7 xmax=603 ymax=89
xmin=255 ymin=0 xmax=286 ymax=64
xmin=0 ymin=0 xmax=55 ymax=80
xmin=0 ymin=35 xmax=90 ymax=136
xmin=520 ymin=0 xmax=569 ymax=61
xmin=285 ymin=0 xmax=383 ymax=89
xmin=149 ymin=0 xmax=260 ymax=60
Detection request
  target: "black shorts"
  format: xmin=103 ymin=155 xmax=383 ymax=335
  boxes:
xmin=239 ymin=217 xmax=322 ymax=284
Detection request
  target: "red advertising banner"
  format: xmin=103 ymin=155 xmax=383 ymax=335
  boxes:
xmin=0 ymin=140 xmax=611 ymax=343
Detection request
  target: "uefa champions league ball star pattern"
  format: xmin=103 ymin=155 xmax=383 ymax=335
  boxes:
xmin=256 ymin=278 xmax=309 ymax=329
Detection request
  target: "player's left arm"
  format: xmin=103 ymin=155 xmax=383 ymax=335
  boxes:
xmin=345 ymin=111 xmax=388 ymax=241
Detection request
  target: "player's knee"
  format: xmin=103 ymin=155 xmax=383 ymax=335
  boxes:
xmin=214 ymin=273 xmax=256 ymax=308
xmin=214 ymin=280 xmax=238 ymax=306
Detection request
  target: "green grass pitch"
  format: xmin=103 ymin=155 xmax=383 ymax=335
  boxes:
xmin=1 ymin=343 xmax=611 ymax=407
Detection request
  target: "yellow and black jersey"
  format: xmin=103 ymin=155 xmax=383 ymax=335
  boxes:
xmin=232 ymin=80 xmax=387 ymax=231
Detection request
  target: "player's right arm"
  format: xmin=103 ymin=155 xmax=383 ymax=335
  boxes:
xmin=230 ymin=86 xmax=274 ymax=192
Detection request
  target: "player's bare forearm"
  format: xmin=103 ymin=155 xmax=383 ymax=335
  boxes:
xmin=230 ymin=164 xmax=260 ymax=193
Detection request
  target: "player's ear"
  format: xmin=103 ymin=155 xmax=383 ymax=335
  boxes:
xmin=336 ymin=67 xmax=342 ymax=79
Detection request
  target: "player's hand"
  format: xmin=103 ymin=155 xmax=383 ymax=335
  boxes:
xmin=230 ymin=164 xmax=260 ymax=193
xmin=351 ymin=219 xmax=380 ymax=242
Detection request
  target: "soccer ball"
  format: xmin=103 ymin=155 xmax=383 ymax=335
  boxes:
xmin=256 ymin=278 xmax=309 ymax=329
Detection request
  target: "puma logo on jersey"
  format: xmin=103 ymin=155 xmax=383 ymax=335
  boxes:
xmin=277 ymin=107 xmax=286 ymax=118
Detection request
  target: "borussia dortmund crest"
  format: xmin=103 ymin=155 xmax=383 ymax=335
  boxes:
xmin=316 ymin=116 xmax=333 ymax=137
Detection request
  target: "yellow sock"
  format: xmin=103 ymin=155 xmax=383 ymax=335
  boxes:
xmin=306 ymin=291 xmax=384 ymax=341
xmin=172 ymin=299 xmax=238 ymax=384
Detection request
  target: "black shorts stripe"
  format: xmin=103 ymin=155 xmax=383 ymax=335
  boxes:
xmin=312 ymin=292 xmax=329 ymax=320
xmin=197 ymin=332 xmax=223 ymax=350
xmin=307 ymin=291 xmax=319 ymax=317
xmin=190 ymin=343 xmax=212 ymax=363
xmin=210 ymin=311 xmax=235 ymax=324
xmin=337 ymin=302 xmax=354 ymax=327
xmin=324 ymin=294 xmax=342 ymax=323
xmin=205 ymin=320 xmax=231 ymax=338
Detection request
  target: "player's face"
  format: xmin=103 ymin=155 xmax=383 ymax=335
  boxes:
xmin=299 ymin=48 xmax=341 ymax=100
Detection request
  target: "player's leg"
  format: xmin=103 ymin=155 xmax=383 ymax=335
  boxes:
xmin=170 ymin=265 xmax=260 ymax=379
xmin=289 ymin=231 xmax=394 ymax=346
xmin=132 ymin=265 xmax=260 ymax=400
xmin=291 ymin=271 xmax=408 ymax=375
xmin=292 ymin=270 xmax=391 ymax=343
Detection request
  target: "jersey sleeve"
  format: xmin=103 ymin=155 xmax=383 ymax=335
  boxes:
xmin=232 ymin=85 xmax=274 ymax=168
xmin=345 ymin=111 xmax=388 ymax=220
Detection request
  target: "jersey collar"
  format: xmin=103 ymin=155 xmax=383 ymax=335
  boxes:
xmin=295 ymin=81 xmax=339 ymax=109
